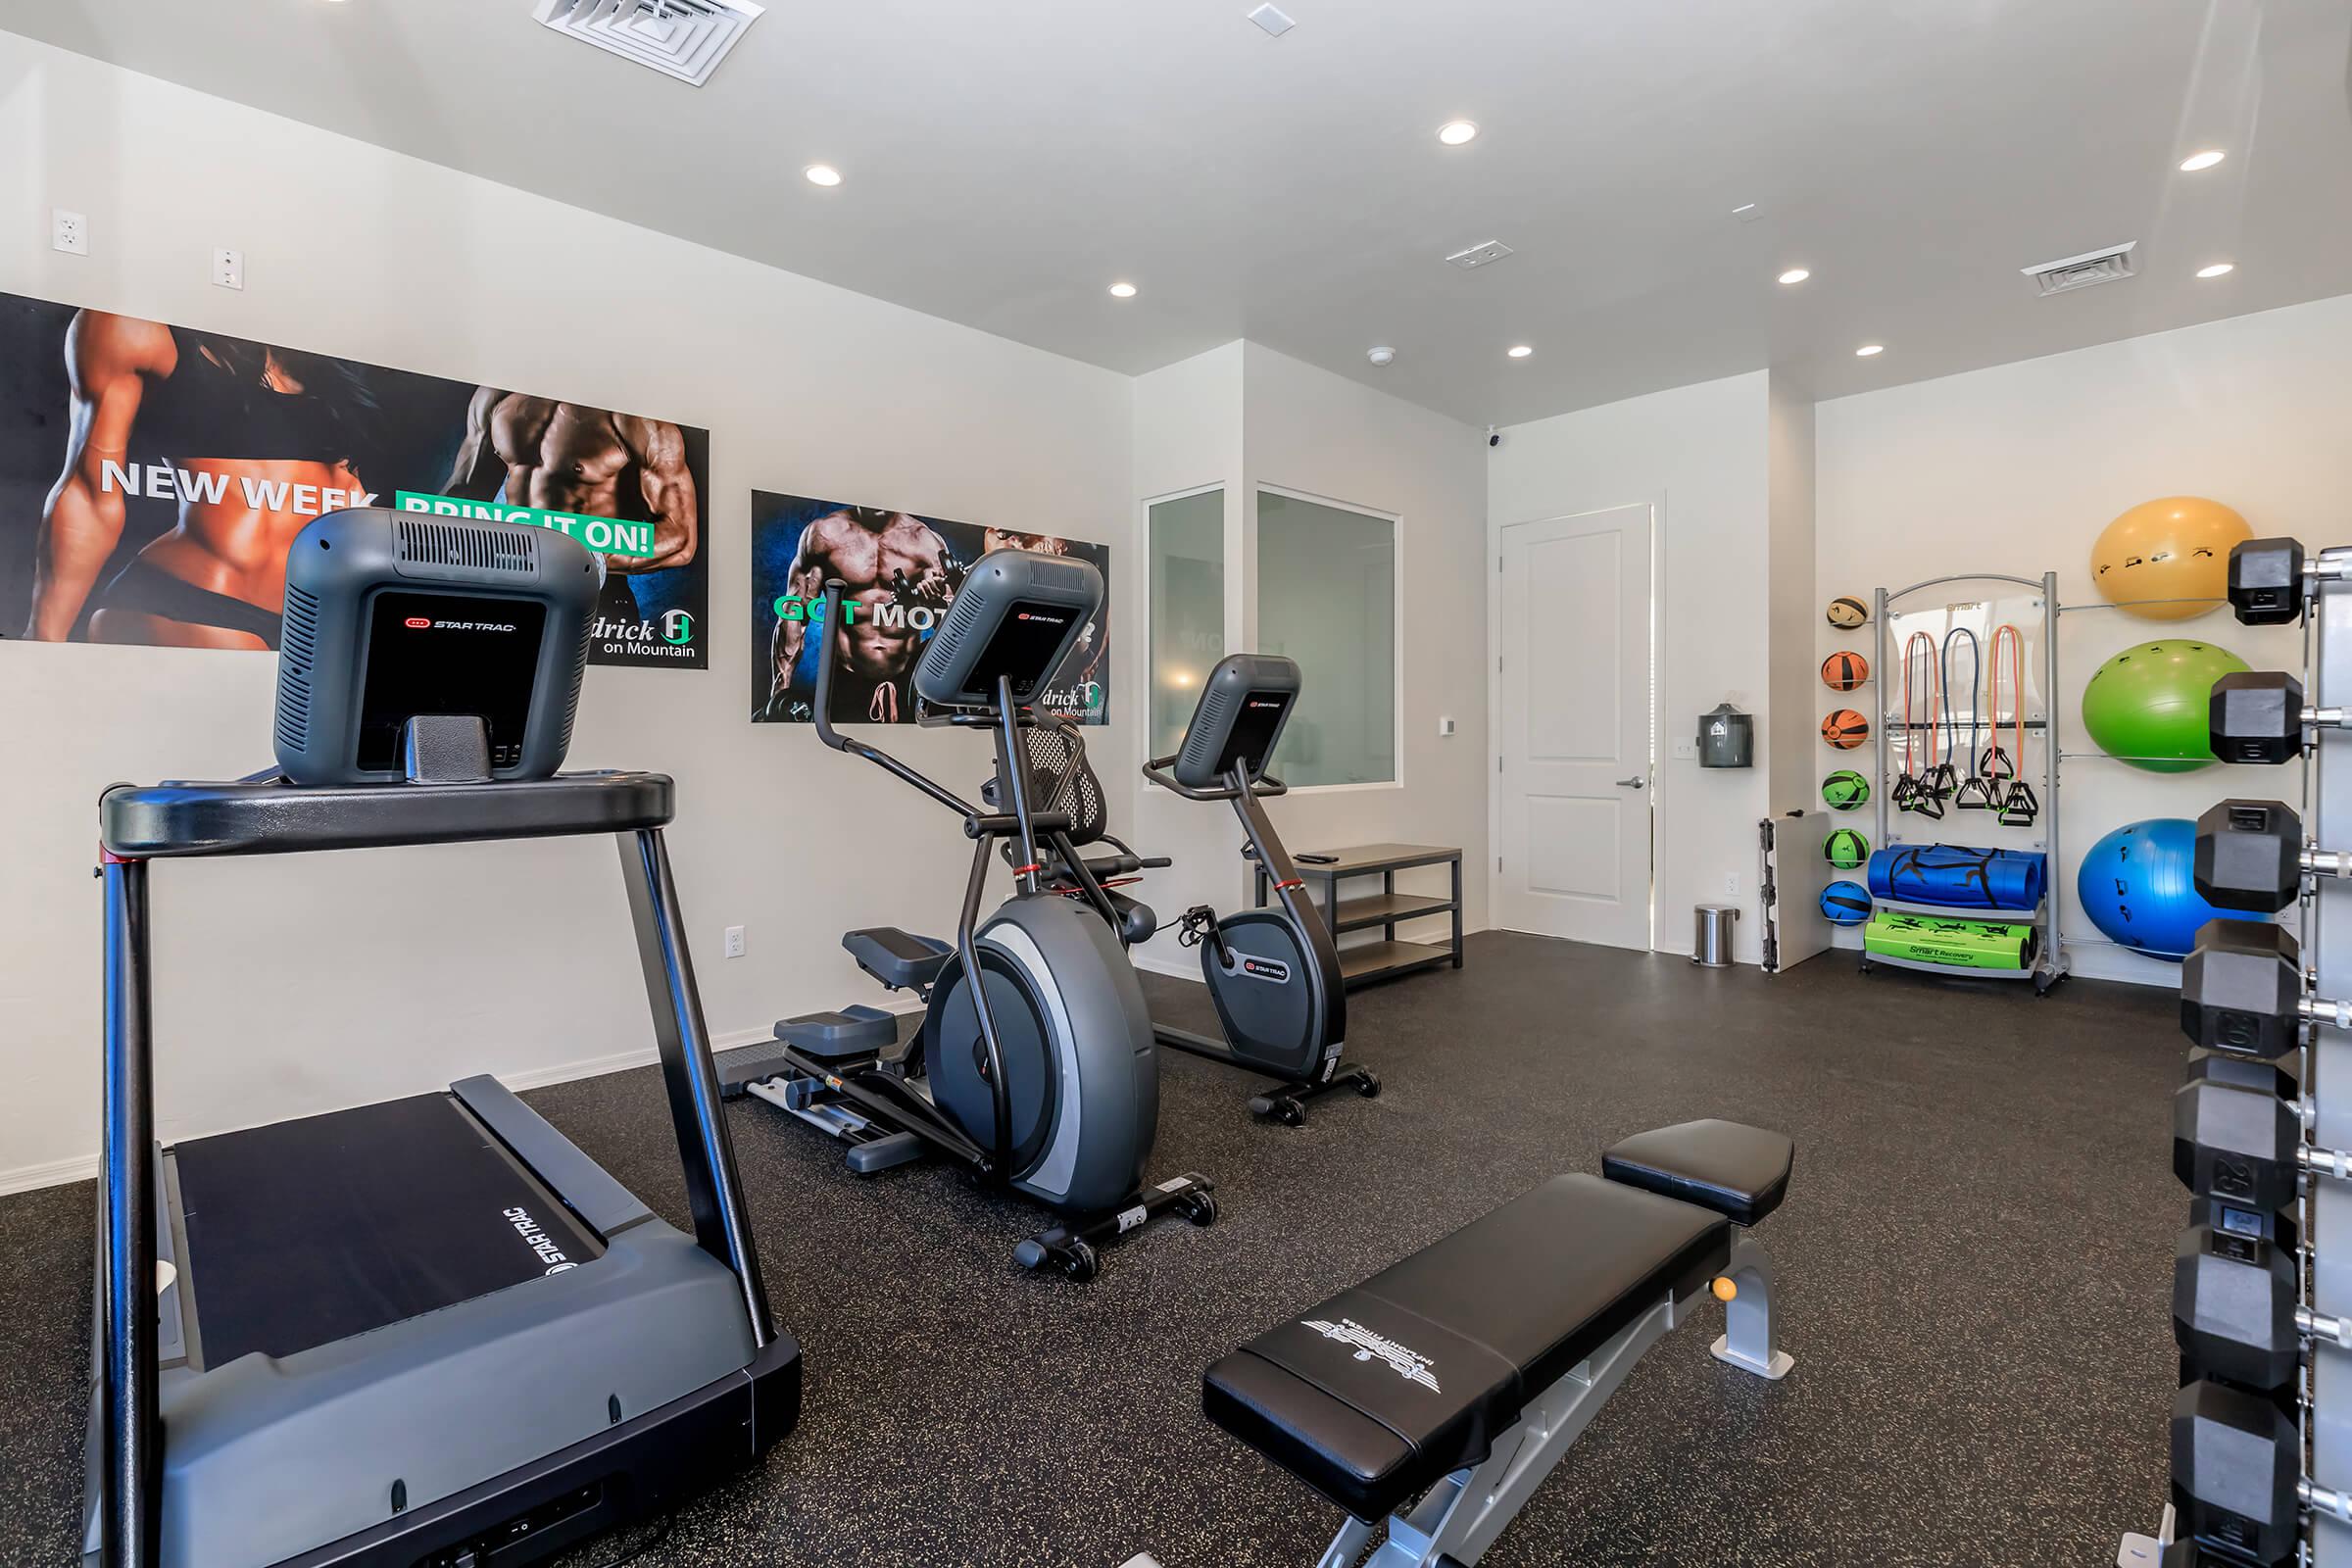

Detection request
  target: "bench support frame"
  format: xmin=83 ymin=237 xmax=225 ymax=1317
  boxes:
xmin=1317 ymin=1234 xmax=1791 ymax=1568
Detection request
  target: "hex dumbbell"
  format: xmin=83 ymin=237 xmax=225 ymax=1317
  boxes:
xmin=2229 ymin=536 xmax=2352 ymax=627
xmin=2211 ymin=672 xmax=2346 ymax=764
xmin=2174 ymin=1224 xmax=2350 ymax=1391
xmin=2180 ymin=919 xmax=2342 ymax=1056
xmin=2175 ymin=1077 xmax=2352 ymax=1214
xmin=2194 ymin=801 xmax=2352 ymax=913
xmin=2174 ymin=1378 xmax=2352 ymax=1566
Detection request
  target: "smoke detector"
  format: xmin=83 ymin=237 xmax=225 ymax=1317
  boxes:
xmin=2022 ymin=242 xmax=2137 ymax=297
xmin=1446 ymin=240 xmax=1514 ymax=270
xmin=533 ymin=0 xmax=764 ymax=86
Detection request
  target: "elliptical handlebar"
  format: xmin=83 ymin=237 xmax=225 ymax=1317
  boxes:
xmin=1142 ymin=754 xmax=1291 ymax=802
xmin=808 ymin=578 xmax=984 ymax=821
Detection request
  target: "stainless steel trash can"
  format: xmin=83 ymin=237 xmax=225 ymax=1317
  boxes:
xmin=1692 ymin=904 xmax=1740 ymax=967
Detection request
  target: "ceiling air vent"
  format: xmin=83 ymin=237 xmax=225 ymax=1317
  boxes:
xmin=2022 ymin=242 xmax=2137 ymax=297
xmin=533 ymin=0 xmax=764 ymax=87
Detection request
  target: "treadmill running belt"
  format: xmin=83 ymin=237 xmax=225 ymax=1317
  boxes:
xmin=172 ymin=1093 xmax=604 ymax=1367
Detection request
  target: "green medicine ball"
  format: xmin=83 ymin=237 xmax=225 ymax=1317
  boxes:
xmin=1824 ymin=828 xmax=1870 ymax=870
xmin=2080 ymin=640 xmax=2249 ymax=773
xmin=1822 ymin=769 xmax=1871 ymax=810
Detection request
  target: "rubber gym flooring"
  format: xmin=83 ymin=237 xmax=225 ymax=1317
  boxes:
xmin=0 ymin=931 xmax=2178 ymax=1567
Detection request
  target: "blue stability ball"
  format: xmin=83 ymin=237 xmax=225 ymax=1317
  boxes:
xmin=1820 ymin=880 xmax=1873 ymax=926
xmin=2076 ymin=816 xmax=2237 ymax=960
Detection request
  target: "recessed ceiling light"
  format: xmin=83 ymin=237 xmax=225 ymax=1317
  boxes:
xmin=2180 ymin=149 xmax=2227 ymax=172
xmin=1506 ymin=345 xmax=1534 ymax=359
xmin=1855 ymin=344 xmax=1885 ymax=358
xmin=2196 ymin=262 xmax=2235 ymax=279
xmin=1778 ymin=268 xmax=1811 ymax=285
xmin=1438 ymin=121 xmax=1480 ymax=146
xmin=1108 ymin=281 xmax=1139 ymax=298
xmin=805 ymin=165 xmax=843 ymax=187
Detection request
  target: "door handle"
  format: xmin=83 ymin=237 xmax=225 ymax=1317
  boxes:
xmin=1615 ymin=776 xmax=1646 ymax=790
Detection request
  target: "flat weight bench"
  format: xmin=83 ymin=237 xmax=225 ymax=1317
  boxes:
xmin=1131 ymin=1120 xmax=1793 ymax=1568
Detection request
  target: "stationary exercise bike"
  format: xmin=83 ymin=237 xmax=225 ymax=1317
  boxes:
xmin=1140 ymin=655 xmax=1379 ymax=1123
xmin=1000 ymin=654 xmax=1377 ymax=1123
xmin=720 ymin=551 xmax=1216 ymax=1280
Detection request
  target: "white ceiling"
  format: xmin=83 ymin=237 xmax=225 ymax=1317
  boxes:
xmin=11 ymin=0 xmax=2352 ymax=426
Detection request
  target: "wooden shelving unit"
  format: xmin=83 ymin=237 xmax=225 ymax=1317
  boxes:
xmin=1257 ymin=842 xmax=1463 ymax=988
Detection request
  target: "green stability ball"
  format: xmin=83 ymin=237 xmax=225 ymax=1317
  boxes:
xmin=2080 ymin=640 xmax=2249 ymax=772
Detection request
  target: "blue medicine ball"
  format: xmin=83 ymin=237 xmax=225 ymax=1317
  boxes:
xmin=2075 ymin=816 xmax=2236 ymax=960
xmin=1820 ymin=880 xmax=1872 ymax=925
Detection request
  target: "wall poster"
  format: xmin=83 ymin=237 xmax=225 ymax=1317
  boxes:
xmin=0 ymin=290 xmax=710 ymax=666
xmin=752 ymin=491 xmax=1110 ymax=725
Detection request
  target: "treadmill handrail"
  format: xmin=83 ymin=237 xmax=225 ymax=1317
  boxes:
xmin=100 ymin=771 xmax=673 ymax=858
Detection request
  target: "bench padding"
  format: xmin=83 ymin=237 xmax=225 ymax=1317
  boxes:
xmin=1203 ymin=1174 xmax=1732 ymax=1522
xmin=1602 ymin=1119 xmax=1793 ymax=1227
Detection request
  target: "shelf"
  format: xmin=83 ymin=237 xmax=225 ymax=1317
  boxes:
xmin=1337 ymin=940 xmax=1454 ymax=985
xmin=1870 ymin=897 xmax=2043 ymax=922
xmin=1329 ymin=893 xmax=1456 ymax=933
xmin=1290 ymin=843 xmax=1463 ymax=876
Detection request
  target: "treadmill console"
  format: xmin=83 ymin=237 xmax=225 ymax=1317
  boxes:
xmin=272 ymin=508 xmax=600 ymax=786
xmin=912 ymin=549 xmax=1102 ymax=710
xmin=1172 ymin=654 xmax=1301 ymax=791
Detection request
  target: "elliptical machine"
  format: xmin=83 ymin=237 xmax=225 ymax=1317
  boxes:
xmin=720 ymin=551 xmax=1216 ymax=1280
xmin=1141 ymin=655 xmax=1380 ymax=1124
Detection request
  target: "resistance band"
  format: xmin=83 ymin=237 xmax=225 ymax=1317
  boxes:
xmin=1895 ymin=631 xmax=1943 ymax=818
xmin=1941 ymin=628 xmax=1982 ymax=808
xmin=1986 ymin=623 xmax=2038 ymax=827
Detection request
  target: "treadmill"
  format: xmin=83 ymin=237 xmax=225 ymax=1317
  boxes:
xmin=84 ymin=508 xmax=799 ymax=1568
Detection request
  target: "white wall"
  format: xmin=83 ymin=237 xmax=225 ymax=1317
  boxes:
xmin=1239 ymin=344 xmax=1491 ymax=938
xmin=1816 ymin=293 xmax=2352 ymax=984
xmin=1489 ymin=371 xmax=1776 ymax=961
xmin=0 ymin=36 xmax=1136 ymax=1188
xmin=1129 ymin=344 xmax=1246 ymax=968
xmin=1768 ymin=378 xmax=1820 ymax=815
xmin=1126 ymin=342 xmax=1491 ymax=972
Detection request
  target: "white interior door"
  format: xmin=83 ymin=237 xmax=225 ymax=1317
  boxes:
xmin=1494 ymin=504 xmax=1653 ymax=947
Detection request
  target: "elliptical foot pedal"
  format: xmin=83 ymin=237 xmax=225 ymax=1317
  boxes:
xmin=845 ymin=1131 xmax=926 ymax=1174
xmin=774 ymin=1004 xmax=899 ymax=1061
xmin=716 ymin=1043 xmax=799 ymax=1100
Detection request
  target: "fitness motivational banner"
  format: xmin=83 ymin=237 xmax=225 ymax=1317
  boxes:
xmin=751 ymin=491 xmax=1111 ymax=725
xmin=0 ymin=289 xmax=711 ymax=668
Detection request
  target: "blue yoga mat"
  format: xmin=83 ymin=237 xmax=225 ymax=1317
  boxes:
xmin=1866 ymin=845 xmax=2046 ymax=912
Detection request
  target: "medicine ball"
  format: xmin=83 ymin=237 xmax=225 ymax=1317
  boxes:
xmin=1821 ymin=651 xmax=1870 ymax=691
xmin=1822 ymin=770 xmax=1871 ymax=810
xmin=1824 ymin=828 xmax=1870 ymax=870
xmin=1827 ymin=596 xmax=1869 ymax=629
xmin=1821 ymin=881 xmax=1873 ymax=925
xmin=1822 ymin=709 xmax=1870 ymax=749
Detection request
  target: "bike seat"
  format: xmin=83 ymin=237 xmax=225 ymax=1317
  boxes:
xmin=843 ymin=927 xmax=954 ymax=992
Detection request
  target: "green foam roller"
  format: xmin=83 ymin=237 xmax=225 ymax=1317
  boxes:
xmin=1864 ymin=910 xmax=2036 ymax=971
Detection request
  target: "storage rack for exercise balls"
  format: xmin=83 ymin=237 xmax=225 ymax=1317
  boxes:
xmin=1865 ymin=572 xmax=2068 ymax=994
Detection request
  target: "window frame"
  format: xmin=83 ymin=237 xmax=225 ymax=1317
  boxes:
xmin=1251 ymin=482 xmax=1405 ymax=795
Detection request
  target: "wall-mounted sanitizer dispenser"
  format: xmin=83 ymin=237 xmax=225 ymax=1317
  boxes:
xmin=1697 ymin=704 xmax=1754 ymax=768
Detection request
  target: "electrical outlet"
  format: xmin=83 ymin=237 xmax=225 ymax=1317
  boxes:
xmin=213 ymin=248 xmax=244 ymax=290
xmin=1725 ymin=872 xmax=1740 ymax=897
xmin=724 ymin=925 xmax=746 ymax=959
xmin=1438 ymin=715 xmax=1456 ymax=737
xmin=52 ymin=209 xmax=87 ymax=256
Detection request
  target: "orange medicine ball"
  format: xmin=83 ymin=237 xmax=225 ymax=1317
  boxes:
xmin=1821 ymin=709 xmax=1870 ymax=749
xmin=1821 ymin=651 xmax=1870 ymax=692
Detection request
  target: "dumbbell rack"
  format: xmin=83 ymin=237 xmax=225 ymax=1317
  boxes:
xmin=1864 ymin=573 xmax=2067 ymax=994
xmin=2149 ymin=540 xmax=2352 ymax=1568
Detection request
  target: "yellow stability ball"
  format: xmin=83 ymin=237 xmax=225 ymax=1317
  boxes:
xmin=2091 ymin=496 xmax=2253 ymax=620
